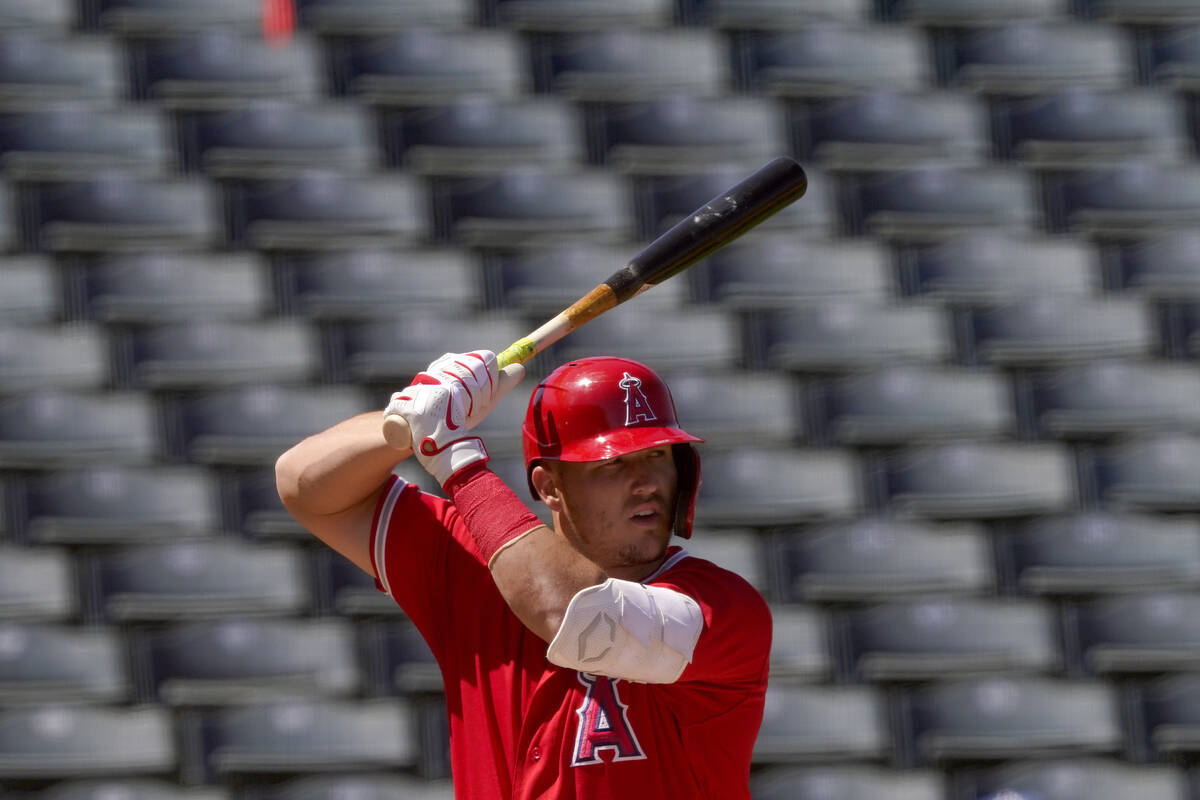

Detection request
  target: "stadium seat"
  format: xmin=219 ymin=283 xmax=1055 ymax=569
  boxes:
xmin=733 ymin=25 xmax=931 ymax=98
xmin=1109 ymin=230 xmax=1200 ymax=298
xmin=0 ymin=622 xmax=128 ymax=704
xmin=681 ymin=528 xmax=768 ymax=592
xmin=87 ymin=539 xmax=311 ymax=621
xmin=484 ymin=0 xmax=674 ymax=30
xmin=965 ymin=296 xmax=1156 ymax=366
xmin=0 ymin=545 xmax=76 ymax=621
xmin=794 ymin=90 xmax=989 ymax=171
xmin=531 ymin=29 xmax=729 ymax=101
xmin=0 ymin=255 xmax=57 ymax=323
xmin=755 ymin=767 xmax=945 ymax=800
xmin=839 ymin=596 xmax=1060 ymax=682
xmin=327 ymin=30 xmax=526 ymax=105
xmin=997 ymin=511 xmax=1200 ymax=595
xmin=901 ymin=676 xmax=1122 ymax=766
xmin=812 ymin=364 xmax=1015 ymax=445
xmin=693 ymin=235 xmax=894 ymax=309
xmin=682 ymin=0 xmax=872 ymax=27
xmin=898 ymin=233 xmax=1097 ymax=302
xmin=0 ymin=31 xmax=122 ymax=108
xmin=1081 ymin=0 xmax=1200 ymax=22
xmin=1023 ymin=360 xmax=1200 ymax=438
xmin=118 ymin=320 xmax=320 ymax=389
xmin=746 ymin=303 xmax=953 ymax=372
xmin=942 ymin=22 xmax=1132 ymax=94
xmin=694 ymin=447 xmax=861 ymax=526
xmin=183 ymin=699 xmax=417 ymax=782
xmin=1044 ymin=161 xmax=1200 ymax=237
xmin=328 ymin=312 xmax=528 ymax=384
xmin=1088 ymin=433 xmax=1200 ymax=511
xmin=24 ymin=173 xmax=219 ymax=253
xmin=0 ymin=323 xmax=108 ymax=392
xmin=993 ymin=88 xmax=1186 ymax=166
xmin=224 ymin=170 xmax=427 ymax=250
xmin=132 ymin=617 xmax=359 ymax=705
xmin=91 ymin=0 xmax=263 ymax=34
xmin=17 ymin=466 xmax=218 ymax=545
xmin=547 ymin=309 xmax=741 ymax=371
xmin=128 ymin=30 xmax=322 ymax=106
xmin=293 ymin=0 xmax=473 ymax=33
xmin=958 ymin=759 xmax=1189 ymax=800
xmin=432 ymin=170 xmax=630 ymax=247
xmin=241 ymin=772 xmax=453 ymax=800
xmin=0 ymin=104 xmax=169 ymax=179
xmin=223 ymin=467 xmax=308 ymax=541
xmin=72 ymin=251 xmax=267 ymax=323
xmin=0 ymin=705 xmax=175 ymax=779
xmin=882 ymin=441 xmax=1075 ymax=519
xmin=752 ymin=684 xmax=890 ymax=764
xmin=0 ymin=389 xmax=156 ymax=469
xmin=27 ymin=779 xmax=231 ymax=800
xmin=1135 ymin=673 xmax=1200 ymax=760
xmin=843 ymin=166 xmax=1037 ymax=241
xmin=1147 ymin=24 xmax=1200 ymax=90
xmin=382 ymin=96 xmax=581 ymax=175
xmin=1180 ymin=299 xmax=1200 ymax=357
xmin=0 ymin=0 xmax=73 ymax=31
xmin=770 ymin=517 xmax=994 ymax=603
xmin=163 ymin=384 xmax=367 ymax=466
xmin=591 ymin=94 xmax=785 ymax=173
xmin=483 ymin=243 xmax=688 ymax=316
xmin=1068 ymin=592 xmax=1200 ymax=675
xmin=176 ymin=101 xmax=378 ymax=177
xmin=659 ymin=368 xmax=803 ymax=448
xmin=764 ymin=604 xmax=833 ymax=684
xmin=363 ymin=618 xmax=441 ymax=695
xmin=882 ymin=0 xmax=1069 ymax=24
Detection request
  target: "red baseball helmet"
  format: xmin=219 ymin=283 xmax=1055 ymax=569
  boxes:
xmin=521 ymin=357 xmax=704 ymax=538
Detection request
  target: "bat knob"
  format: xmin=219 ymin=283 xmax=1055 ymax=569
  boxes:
xmin=382 ymin=413 xmax=414 ymax=453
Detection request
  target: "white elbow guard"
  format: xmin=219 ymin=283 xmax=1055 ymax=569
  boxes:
xmin=546 ymin=578 xmax=704 ymax=684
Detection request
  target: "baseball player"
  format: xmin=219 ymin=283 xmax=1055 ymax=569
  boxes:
xmin=275 ymin=350 xmax=772 ymax=799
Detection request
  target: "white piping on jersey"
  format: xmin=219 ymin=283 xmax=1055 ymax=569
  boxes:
xmin=373 ymin=476 xmax=408 ymax=599
xmin=640 ymin=548 xmax=690 ymax=584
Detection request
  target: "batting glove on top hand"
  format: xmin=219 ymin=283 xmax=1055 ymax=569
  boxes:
xmin=384 ymin=350 xmax=525 ymax=486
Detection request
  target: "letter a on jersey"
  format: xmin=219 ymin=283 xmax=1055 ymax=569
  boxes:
xmin=619 ymin=372 xmax=657 ymax=426
xmin=571 ymin=672 xmax=646 ymax=766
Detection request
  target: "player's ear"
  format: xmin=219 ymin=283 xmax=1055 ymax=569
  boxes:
xmin=530 ymin=464 xmax=563 ymax=512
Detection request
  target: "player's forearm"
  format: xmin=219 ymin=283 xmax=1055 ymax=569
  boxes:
xmin=275 ymin=411 xmax=406 ymax=516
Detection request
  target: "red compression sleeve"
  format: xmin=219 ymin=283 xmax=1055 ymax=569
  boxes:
xmin=443 ymin=463 xmax=544 ymax=567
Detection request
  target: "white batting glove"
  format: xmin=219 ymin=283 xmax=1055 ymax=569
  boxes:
xmin=385 ymin=351 xmax=525 ymax=486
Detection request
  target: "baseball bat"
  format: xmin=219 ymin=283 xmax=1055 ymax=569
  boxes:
xmin=383 ymin=156 xmax=808 ymax=451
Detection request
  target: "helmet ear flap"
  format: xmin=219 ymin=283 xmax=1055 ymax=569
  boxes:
xmin=672 ymin=444 xmax=702 ymax=540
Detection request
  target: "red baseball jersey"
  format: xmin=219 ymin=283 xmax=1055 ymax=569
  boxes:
xmin=369 ymin=474 xmax=772 ymax=800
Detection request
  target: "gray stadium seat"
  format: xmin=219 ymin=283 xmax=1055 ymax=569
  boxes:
xmin=363 ymin=618 xmax=441 ymax=695
xmin=88 ymin=539 xmax=311 ymax=621
xmin=902 ymin=676 xmax=1122 ymax=766
xmin=0 ymin=104 xmax=169 ymax=179
xmin=383 ymin=96 xmax=582 ymax=175
xmin=943 ymin=22 xmax=1133 ymax=94
xmin=485 ymin=0 xmax=674 ymax=30
xmin=71 ymin=251 xmax=268 ymax=323
xmin=1023 ymin=360 xmax=1200 ymax=438
xmin=0 ymin=32 xmax=122 ymax=109
xmin=176 ymin=101 xmax=378 ymax=177
xmin=0 ymin=255 xmax=57 ymax=323
xmin=683 ymin=0 xmax=872 ymax=27
xmin=765 ymin=604 xmax=833 ymax=684
xmin=734 ymin=25 xmax=931 ymax=98
xmin=0 ymin=0 xmax=74 ymax=31
xmin=753 ymin=684 xmax=890 ymax=764
xmin=993 ymin=88 xmax=1187 ymax=167
xmin=795 ymin=90 xmax=989 ymax=171
xmin=966 ymin=296 xmax=1156 ymax=366
xmin=695 ymin=447 xmax=861 ymax=526
xmin=659 ymin=368 xmax=803 ymax=448
xmin=0 ymin=390 xmax=156 ymax=469
xmin=899 ymin=233 xmax=1097 ymax=302
xmin=547 ymin=309 xmax=741 ymax=371
xmin=1147 ymin=24 xmax=1200 ymax=90
xmin=240 ymin=772 xmax=454 ymax=800
xmin=1045 ymin=161 xmax=1200 ymax=237
xmin=1180 ymin=299 xmax=1200 ymax=358
xmin=958 ymin=758 xmax=1189 ymax=800
xmin=532 ymin=29 xmax=729 ymax=101
xmin=1109 ymin=230 xmax=1200 ymax=298
xmin=839 ymin=596 xmax=1060 ymax=682
xmin=223 ymin=467 xmax=308 ymax=541
xmin=770 ymin=518 xmax=994 ymax=603
xmin=225 ymin=170 xmax=427 ymax=250
xmin=1136 ymin=673 xmax=1200 ymax=760
xmin=997 ymin=511 xmax=1200 ymax=595
xmin=0 ymin=545 xmax=76 ymax=621
xmin=752 ymin=765 xmax=945 ymax=800
xmin=293 ymin=0 xmax=473 ymax=33
xmin=92 ymin=0 xmax=263 ymax=34
xmin=882 ymin=0 xmax=1069 ymax=24
xmin=29 ymin=780 xmax=230 ymax=800
xmin=132 ymin=617 xmax=360 ymax=705
xmin=316 ymin=547 xmax=406 ymax=618
xmin=1088 ymin=433 xmax=1200 ymax=511
xmin=0 ymin=324 xmax=109 ymax=392
xmin=0 ymin=705 xmax=175 ymax=779
xmin=0 ymin=622 xmax=128 ymax=704
xmin=1081 ymin=0 xmax=1200 ymax=23
xmin=1068 ymin=592 xmax=1200 ymax=675
xmin=813 ymin=364 xmax=1016 ymax=445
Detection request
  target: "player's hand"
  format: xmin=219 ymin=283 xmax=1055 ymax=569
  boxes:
xmin=384 ymin=351 xmax=525 ymax=485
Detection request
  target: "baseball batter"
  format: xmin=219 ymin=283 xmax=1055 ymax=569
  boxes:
xmin=275 ymin=351 xmax=771 ymax=799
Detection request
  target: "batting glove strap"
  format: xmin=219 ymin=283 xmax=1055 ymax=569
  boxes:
xmin=386 ymin=380 xmax=489 ymax=486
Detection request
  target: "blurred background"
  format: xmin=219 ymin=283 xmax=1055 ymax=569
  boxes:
xmin=1 ymin=0 xmax=1199 ymax=797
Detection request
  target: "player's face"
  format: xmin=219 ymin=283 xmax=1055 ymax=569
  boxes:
xmin=547 ymin=446 xmax=679 ymax=582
